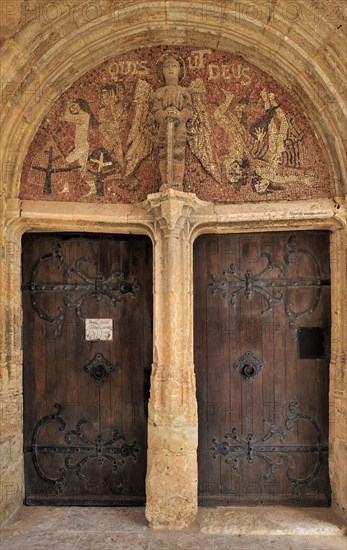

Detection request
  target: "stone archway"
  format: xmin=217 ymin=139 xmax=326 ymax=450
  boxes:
xmin=1 ymin=0 xmax=346 ymax=528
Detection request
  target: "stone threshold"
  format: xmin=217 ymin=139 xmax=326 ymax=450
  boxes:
xmin=1 ymin=506 xmax=346 ymax=550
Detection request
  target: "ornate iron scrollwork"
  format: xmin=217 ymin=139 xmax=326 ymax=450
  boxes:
xmin=210 ymin=235 xmax=329 ymax=330
xmin=234 ymin=351 xmax=265 ymax=382
xmin=211 ymin=401 xmax=327 ymax=493
xmin=22 ymin=242 xmax=140 ymax=336
xmin=83 ymin=353 xmax=116 ymax=383
xmin=26 ymin=403 xmax=139 ymax=495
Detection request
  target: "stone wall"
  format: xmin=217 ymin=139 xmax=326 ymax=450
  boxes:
xmin=1 ymin=0 xmax=346 ymax=528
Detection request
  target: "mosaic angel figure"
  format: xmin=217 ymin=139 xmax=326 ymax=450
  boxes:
xmin=125 ymin=54 xmax=220 ymax=189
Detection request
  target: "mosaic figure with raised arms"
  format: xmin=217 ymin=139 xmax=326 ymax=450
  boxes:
xmin=61 ymin=99 xmax=97 ymax=176
xmin=214 ymin=88 xmax=289 ymax=194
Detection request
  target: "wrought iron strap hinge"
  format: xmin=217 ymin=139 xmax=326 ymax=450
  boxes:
xmin=22 ymin=242 xmax=140 ymax=336
xmin=26 ymin=403 xmax=139 ymax=496
xmin=209 ymin=235 xmax=330 ymax=330
xmin=211 ymin=401 xmax=328 ymax=494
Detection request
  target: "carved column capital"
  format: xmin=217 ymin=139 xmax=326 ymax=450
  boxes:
xmin=146 ymin=189 xmax=207 ymax=238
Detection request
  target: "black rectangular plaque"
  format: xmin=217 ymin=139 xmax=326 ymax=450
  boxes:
xmin=298 ymin=327 xmax=325 ymax=359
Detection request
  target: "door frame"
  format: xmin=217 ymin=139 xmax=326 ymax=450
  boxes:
xmin=1 ymin=193 xmax=346 ymax=526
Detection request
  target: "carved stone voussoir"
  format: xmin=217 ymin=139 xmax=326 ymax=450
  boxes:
xmin=146 ymin=189 xmax=207 ymax=237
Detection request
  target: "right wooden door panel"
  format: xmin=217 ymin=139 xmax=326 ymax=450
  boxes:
xmin=194 ymin=232 xmax=331 ymax=506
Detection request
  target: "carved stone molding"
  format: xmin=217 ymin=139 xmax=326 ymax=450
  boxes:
xmin=148 ymin=363 xmax=197 ymax=423
xmin=146 ymin=189 xmax=208 ymax=238
xmin=330 ymin=351 xmax=347 ymax=399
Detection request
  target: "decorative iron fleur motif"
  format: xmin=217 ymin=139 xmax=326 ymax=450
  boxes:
xmin=234 ymin=351 xmax=265 ymax=382
xmin=210 ymin=250 xmax=284 ymax=315
xmin=27 ymin=403 xmax=139 ymax=495
xmin=22 ymin=242 xmax=140 ymax=336
xmin=209 ymin=235 xmax=329 ymax=329
xmin=211 ymin=401 xmax=328 ymax=494
xmin=83 ymin=353 xmax=116 ymax=383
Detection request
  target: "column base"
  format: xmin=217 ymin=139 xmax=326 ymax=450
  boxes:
xmin=145 ymin=448 xmax=198 ymax=529
xmin=146 ymin=495 xmax=197 ymax=530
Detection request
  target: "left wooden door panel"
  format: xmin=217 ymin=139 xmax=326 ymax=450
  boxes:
xmin=22 ymin=234 xmax=153 ymax=505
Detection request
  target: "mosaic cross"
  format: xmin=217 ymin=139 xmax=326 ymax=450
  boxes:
xmin=32 ymin=146 xmax=78 ymax=194
xmin=88 ymin=150 xmax=117 ymax=196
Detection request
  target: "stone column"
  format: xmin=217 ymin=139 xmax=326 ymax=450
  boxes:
xmin=0 ymin=202 xmax=26 ymax=525
xmin=329 ymin=222 xmax=347 ymax=520
xmin=144 ymin=189 xmax=203 ymax=529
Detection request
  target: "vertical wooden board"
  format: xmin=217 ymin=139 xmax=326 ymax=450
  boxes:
xmin=122 ymin=239 xmax=135 ymax=496
xmin=120 ymin=239 xmax=145 ymax=497
xmin=205 ymin=236 xmax=222 ymax=500
xmin=195 ymin=236 xmax=210 ymax=499
xmin=196 ymin=236 xmax=222 ymax=501
xmin=264 ymin=233 xmax=287 ymax=501
xmin=194 ymin=237 xmax=208 ymax=499
xmin=217 ymin=237 xmax=233 ymax=503
xmin=302 ymin=233 xmax=330 ymax=502
xmin=227 ymin=238 xmax=243 ymax=504
xmin=237 ymin=236 xmax=259 ymax=500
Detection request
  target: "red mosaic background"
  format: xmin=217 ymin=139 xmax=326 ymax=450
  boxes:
xmin=20 ymin=46 xmax=332 ymax=204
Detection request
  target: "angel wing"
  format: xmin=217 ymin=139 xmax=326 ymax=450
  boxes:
xmin=125 ymin=79 xmax=155 ymax=178
xmin=187 ymin=78 xmax=221 ymax=182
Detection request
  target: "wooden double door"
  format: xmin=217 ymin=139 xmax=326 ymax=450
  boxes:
xmin=23 ymin=234 xmax=152 ymax=505
xmin=194 ymin=232 xmax=331 ymax=506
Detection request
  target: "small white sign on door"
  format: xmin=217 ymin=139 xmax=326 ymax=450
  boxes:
xmin=85 ymin=319 xmax=113 ymax=341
